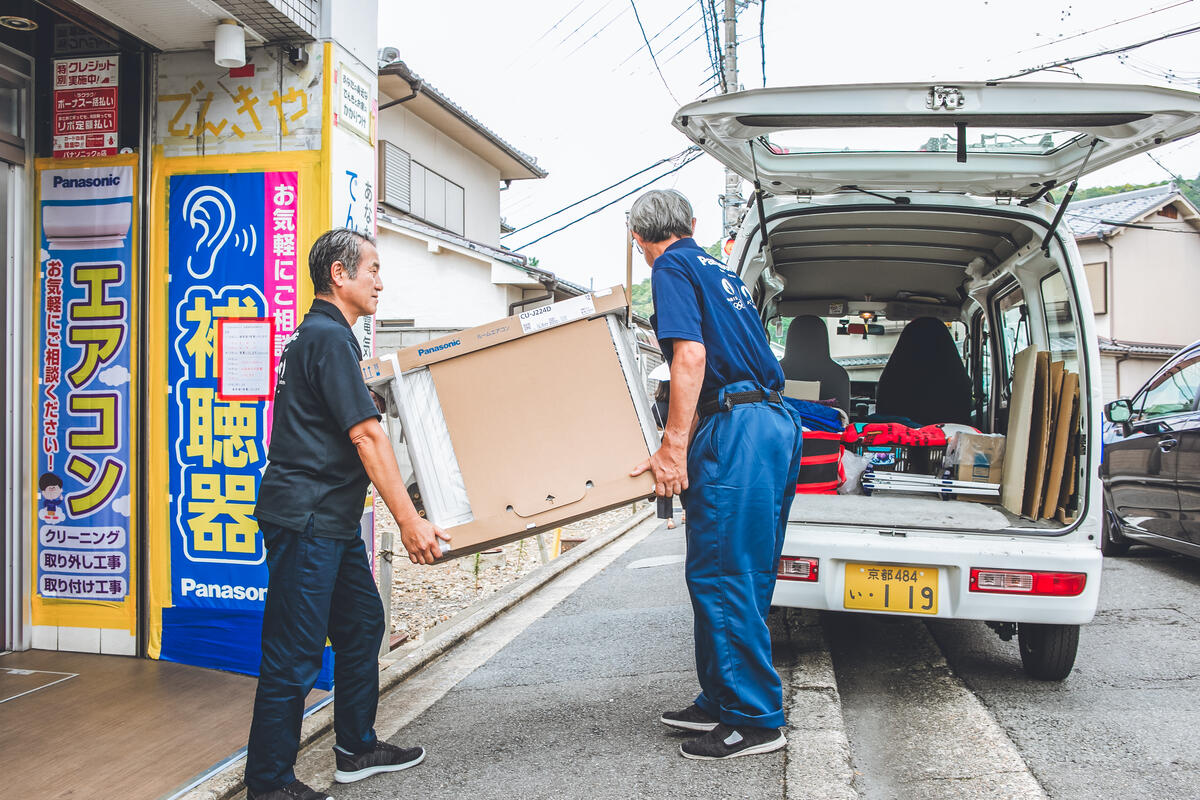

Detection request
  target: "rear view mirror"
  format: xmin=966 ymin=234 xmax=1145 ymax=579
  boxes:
xmin=1105 ymin=399 xmax=1132 ymax=424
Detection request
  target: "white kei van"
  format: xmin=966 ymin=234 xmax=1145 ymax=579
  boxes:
xmin=671 ymin=82 xmax=1200 ymax=679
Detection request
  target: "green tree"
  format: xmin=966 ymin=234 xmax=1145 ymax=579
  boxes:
xmin=630 ymin=277 xmax=653 ymax=320
xmin=1050 ymin=176 xmax=1200 ymax=208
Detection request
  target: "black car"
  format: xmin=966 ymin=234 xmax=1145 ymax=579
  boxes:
xmin=1101 ymin=340 xmax=1200 ymax=558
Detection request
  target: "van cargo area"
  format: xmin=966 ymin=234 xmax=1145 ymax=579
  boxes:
xmin=743 ymin=197 xmax=1091 ymax=533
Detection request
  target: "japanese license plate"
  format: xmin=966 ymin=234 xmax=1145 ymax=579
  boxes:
xmin=844 ymin=563 xmax=938 ymax=615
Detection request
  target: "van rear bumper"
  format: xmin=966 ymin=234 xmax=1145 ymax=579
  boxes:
xmin=772 ymin=526 xmax=1103 ymax=625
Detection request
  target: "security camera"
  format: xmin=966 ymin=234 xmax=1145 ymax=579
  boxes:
xmin=378 ymin=46 xmax=399 ymax=67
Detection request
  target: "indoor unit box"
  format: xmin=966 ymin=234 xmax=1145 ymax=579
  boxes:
xmin=360 ymin=287 xmax=659 ymax=561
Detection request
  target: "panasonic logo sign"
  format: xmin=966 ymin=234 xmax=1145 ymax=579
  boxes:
xmin=418 ymin=339 xmax=461 ymax=356
xmin=52 ymin=174 xmax=122 ymax=189
xmin=180 ymin=577 xmax=268 ymax=601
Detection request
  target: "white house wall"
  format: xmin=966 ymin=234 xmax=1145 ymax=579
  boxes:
xmin=375 ymin=225 xmax=517 ymax=328
xmin=1106 ymin=223 xmax=1200 ymax=347
xmin=377 ymin=102 xmax=502 ymax=246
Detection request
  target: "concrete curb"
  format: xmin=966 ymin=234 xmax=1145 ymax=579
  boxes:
xmin=178 ymin=505 xmax=656 ymax=800
xmin=783 ymin=609 xmax=858 ymax=800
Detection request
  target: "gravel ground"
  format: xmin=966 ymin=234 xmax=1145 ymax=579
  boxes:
xmin=373 ymin=498 xmax=651 ymax=643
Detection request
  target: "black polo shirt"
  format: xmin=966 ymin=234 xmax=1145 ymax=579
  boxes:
xmin=255 ymin=299 xmax=381 ymax=538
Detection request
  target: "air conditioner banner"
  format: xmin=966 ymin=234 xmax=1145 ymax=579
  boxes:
xmin=35 ymin=164 xmax=134 ymax=602
xmin=160 ymin=170 xmax=305 ymax=675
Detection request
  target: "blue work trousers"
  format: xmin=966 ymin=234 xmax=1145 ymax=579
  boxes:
xmin=683 ymin=381 xmax=803 ymax=729
xmin=244 ymin=520 xmax=385 ymax=794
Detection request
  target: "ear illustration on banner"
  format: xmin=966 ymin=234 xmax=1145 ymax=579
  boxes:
xmin=181 ymin=185 xmax=257 ymax=278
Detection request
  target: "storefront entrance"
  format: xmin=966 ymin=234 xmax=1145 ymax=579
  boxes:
xmin=1 ymin=42 xmax=32 ymax=652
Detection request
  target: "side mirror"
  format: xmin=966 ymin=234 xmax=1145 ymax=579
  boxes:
xmin=1105 ymin=399 xmax=1133 ymax=424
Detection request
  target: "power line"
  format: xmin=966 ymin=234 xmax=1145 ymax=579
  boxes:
xmin=662 ymin=26 xmax=710 ymax=66
xmin=991 ymin=21 xmax=1200 ymax=81
xmin=646 ymin=14 xmax=706 ymax=64
xmin=1146 ymin=151 xmax=1200 ymax=194
xmin=565 ymin=5 xmax=630 ymax=57
xmin=501 ymin=147 xmax=699 ymax=238
xmin=1067 ymin=210 xmax=1200 ymax=234
xmin=529 ymin=0 xmax=593 ymax=49
xmin=1016 ymin=0 xmax=1195 ymax=55
xmin=630 ymin=0 xmax=681 ymax=104
xmin=511 ymin=151 xmax=705 ymax=251
xmin=618 ymin=1 xmax=694 ymax=67
xmin=558 ymin=0 xmax=619 ymax=47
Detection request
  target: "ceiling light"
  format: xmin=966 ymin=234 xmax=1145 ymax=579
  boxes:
xmin=213 ymin=19 xmax=246 ymax=69
xmin=0 ymin=16 xmax=38 ymax=31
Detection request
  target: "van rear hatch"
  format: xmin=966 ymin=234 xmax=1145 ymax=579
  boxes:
xmin=672 ymin=82 xmax=1200 ymax=197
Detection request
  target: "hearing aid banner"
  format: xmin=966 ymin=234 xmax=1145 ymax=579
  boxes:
xmin=160 ymin=170 xmax=307 ymax=676
xmin=35 ymin=165 xmax=134 ymax=601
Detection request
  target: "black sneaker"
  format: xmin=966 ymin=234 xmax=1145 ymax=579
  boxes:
xmin=333 ymin=740 xmax=426 ymax=784
xmin=660 ymin=703 xmax=718 ymax=732
xmin=679 ymin=723 xmax=787 ymax=760
xmin=246 ymin=779 xmax=332 ymax=800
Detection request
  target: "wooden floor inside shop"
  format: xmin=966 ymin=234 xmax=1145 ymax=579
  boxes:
xmin=0 ymin=649 xmax=327 ymax=800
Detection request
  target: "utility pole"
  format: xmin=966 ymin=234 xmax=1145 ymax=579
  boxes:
xmin=720 ymin=0 xmax=744 ymax=239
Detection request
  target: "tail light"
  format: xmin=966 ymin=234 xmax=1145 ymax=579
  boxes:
xmin=778 ymin=556 xmax=819 ymax=582
xmin=969 ymin=568 xmax=1086 ymax=597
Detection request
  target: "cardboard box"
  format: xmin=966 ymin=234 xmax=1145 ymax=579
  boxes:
xmin=946 ymin=432 xmax=1006 ymax=484
xmin=361 ymin=287 xmax=658 ymax=561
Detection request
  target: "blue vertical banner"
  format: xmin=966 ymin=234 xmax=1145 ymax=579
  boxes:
xmin=35 ymin=165 xmax=134 ymax=604
xmin=160 ymin=171 xmax=330 ymax=681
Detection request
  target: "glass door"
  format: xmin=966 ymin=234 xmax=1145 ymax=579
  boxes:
xmin=1 ymin=42 xmax=31 ymax=651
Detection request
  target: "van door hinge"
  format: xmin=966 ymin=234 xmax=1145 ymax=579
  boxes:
xmin=993 ymin=191 xmax=1015 ymax=205
xmin=926 ymin=86 xmax=965 ymax=111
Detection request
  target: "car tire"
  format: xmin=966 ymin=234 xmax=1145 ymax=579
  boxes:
xmin=1100 ymin=500 xmax=1131 ymax=557
xmin=1018 ymin=623 xmax=1079 ymax=681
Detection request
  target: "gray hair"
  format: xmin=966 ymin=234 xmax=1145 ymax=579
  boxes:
xmin=629 ymin=189 xmax=693 ymax=243
xmin=309 ymin=228 xmax=376 ymax=296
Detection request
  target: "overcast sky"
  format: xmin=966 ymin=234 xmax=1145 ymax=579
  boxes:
xmin=378 ymin=0 xmax=1200 ymax=288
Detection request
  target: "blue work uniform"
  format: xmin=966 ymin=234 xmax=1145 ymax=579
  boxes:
xmin=245 ymin=299 xmax=385 ymax=794
xmin=651 ymin=238 xmax=803 ymax=729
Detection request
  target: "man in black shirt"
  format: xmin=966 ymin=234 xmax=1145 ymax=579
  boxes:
xmin=245 ymin=229 xmax=449 ymax=800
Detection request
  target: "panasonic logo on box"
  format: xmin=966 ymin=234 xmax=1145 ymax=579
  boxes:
xmin=180 ymin=577 xmax=268 ymax=601
xmin=418 ymin=339 xmax=461 ymax=357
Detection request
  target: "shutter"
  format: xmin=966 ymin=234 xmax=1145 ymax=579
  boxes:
xmin=380 ymin=141 xmax=411 ymax=212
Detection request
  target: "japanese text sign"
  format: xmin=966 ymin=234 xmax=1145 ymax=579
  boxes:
xmin=53 ymin=55 xmax=119 ymax=158
xmin=161 ymin=171 xmax=298 ymax=674
xmin=36 ymin=164 xmax=134 ymax=601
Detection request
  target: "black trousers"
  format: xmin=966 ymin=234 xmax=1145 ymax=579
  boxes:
xmin=244 ymin=520 xmax=385 ymax=793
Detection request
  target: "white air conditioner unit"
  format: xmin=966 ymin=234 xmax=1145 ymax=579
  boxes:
xmin=43 ymin=201 xmax=132 ymax=250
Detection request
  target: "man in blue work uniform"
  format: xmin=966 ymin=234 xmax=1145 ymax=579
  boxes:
xmin=630 ymin=190 xmax=803 ymax=760
xmin=245 ymin=229 xmax=451 ymax=800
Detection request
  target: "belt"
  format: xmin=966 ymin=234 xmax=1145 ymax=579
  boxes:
xmin=698 ymin=389 xmax=784 ymax=418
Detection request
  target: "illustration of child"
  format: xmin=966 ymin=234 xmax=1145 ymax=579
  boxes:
xmin=38 ymin=473 xmax=65 ymax=523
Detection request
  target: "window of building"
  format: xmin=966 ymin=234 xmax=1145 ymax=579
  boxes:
xmin=409 ymin=161 xmax=464 ymax=236
xmin=379 ymin=143 xmax=466 ymax=237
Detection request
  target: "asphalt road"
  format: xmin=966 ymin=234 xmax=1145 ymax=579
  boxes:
xmin=929 ymin=546 xmax=1200 ymax=800
xmin=827 ymin=544 xmax=1200 ymax=800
